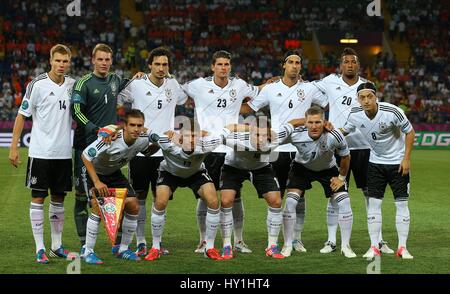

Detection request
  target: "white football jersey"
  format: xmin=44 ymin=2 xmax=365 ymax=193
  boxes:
xmin=248 ymin=80 xmax=327 ymax=152
xmin=278 ymin=126 xmax=349 ymax=172
xmin=156 ymin=131 xmax=227 ymax=178
xmin=182 ymin=76 xmax=259 ymax=152
xmin=342 ymin=102 xmax=413 ymax=165
xmin=118 ymin=74 xmax=187 ymax=157
xmin=223 ymin=124 xmax=293 ymax=170
xmin=83 ymin=130 xmax=152 ymax=175
xmin=19 ymin=73 xmax=75 ymax=159
xmin=312 ymin=74 xmax=371 ymax=150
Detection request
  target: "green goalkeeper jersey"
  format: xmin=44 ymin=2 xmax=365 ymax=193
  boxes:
xmin=71 ymin=72 xmax=127 ymax=150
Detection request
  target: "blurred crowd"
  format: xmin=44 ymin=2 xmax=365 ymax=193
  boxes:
xmin=0 ymin=0 xmax=448 ymax=123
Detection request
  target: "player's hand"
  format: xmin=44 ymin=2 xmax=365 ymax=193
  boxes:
xmin=132 ymin=72 xmax=145 ymax=79
xmin=94 ymin=181 xmax=109 ymax=198
xmin=398 ymin=158 xmax=410 ymax=176
xmin=98 ymin=125 xmax=119 ymax=144
xmin=330 ymin=176 xmax=345 ymax=192
xmin=324 ymin=120 xmax=334 ymax=131
xmin=8 ymin=148 xmax=21 ymax=168
xmin=266 ymin=76 xmax=281 ymax=84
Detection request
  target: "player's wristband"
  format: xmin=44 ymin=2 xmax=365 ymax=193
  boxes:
xmin=338 ymin=174 xmax=346 ymax=181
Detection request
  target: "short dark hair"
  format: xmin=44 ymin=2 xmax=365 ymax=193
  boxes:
xmin=147 ymin=46 xmax=171 ymax=65
xmin=124 ymin=109 xmax=145 ymax=123
xmin=211 ymin=50 xmax=231 ymax=65
xmin=282 ymin=50 xmax=302 ymax=65
xmin=357 ymin=82 xmax=377 ymax=94
xmin=305 ymin=106 xmax=325 ymax=118
xmin=340 ymin=47 xmax=359 ymax=63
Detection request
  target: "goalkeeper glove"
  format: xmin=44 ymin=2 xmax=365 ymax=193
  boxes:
xmin=98 ymin=124 xmax=119 ymax=138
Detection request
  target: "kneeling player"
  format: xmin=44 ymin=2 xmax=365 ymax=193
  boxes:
xmin=81 ymin=109 xmax=158 ymax=264
xmin=145 ymin=121 xmax=230 ymax=261
xmin=219 ymin=121 xmax=303 ymax=259
xmin=281 ymin=106 xmax=356 ymax=258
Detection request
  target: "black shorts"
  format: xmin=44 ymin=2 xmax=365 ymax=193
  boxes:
xmin=203 ymin=153 xmax=226 ymax=190
xmin=367 ymin=162 xmax=410 ymax=199
xmin=220 ymin=164 xmax=280 ymax=198
xmin=128 ymin=156 xmax=163 ymax=193
xmin=156 ymin=169 xmax=213 ymax=199
xmin=87 ymin=170 xmax=137 ymax=198
xmin=25 ymin=157 xmax=72 ymax=198
xmin=74 ymin=149 xmax=89 ymax=195
xmin=336 ymin=149 xmax=370 ymax=189
xmin=271 ymin=152 xmax=296 ymax=192
xmin=286 ymin=161 xmax=347 ymax=198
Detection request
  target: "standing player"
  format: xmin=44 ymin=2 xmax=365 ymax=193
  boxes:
xmin=71 ymin=43 xmax=133 ymax=253
xmin=312 ymin=48 xmax=394 ymax=254
xmin=342 ymin=83 xmax=415 ymax=259
xmin=81 ymin=109 xmax=159 ymax=264
xmin=182 ymin=50 xmax=261 ymax=254
xmin=243 ymin=50 xmax=328 ymax=252
xmin=144 ymin=120 xmax=229 ymax=261
xmin=118 ymin=47 xmax=187 ymax=257
xmin=280 ymin=106 xmax=356 ymax=258
xmin=9 ymin=44 xmax=75 ymax=263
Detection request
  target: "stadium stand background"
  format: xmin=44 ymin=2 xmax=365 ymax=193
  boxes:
xmin=0 ymin=0 xmax=448 ymax=123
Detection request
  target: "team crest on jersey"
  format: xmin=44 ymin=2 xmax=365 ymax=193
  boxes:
xmin=21 ymin=100 xmax=29 ymax=110
xmin=67 ymin=87 xmax=73 ymax=98
xmin=379 ymin=122 xmax=388 ymax=133
xmin=31 ymin=176 xmax=37 ymax=185
xmin=229 ymin=89 xmax=237 ymax=101
xmin=319 ymin=139 xmax=328 ymax=151
xmin=297 ymin=89 xmax=305 ymax=101
xmin=165 ymin=88 xmax=173 ymax=100
xmin=110 ymin=82 xmax=117 ymax=96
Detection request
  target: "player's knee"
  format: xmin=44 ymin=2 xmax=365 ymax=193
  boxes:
xmin=205 ymin=197 xmax=219 ymax=209
xmin=268 ymin=197 xmax=282 ymax=208
xmin=125 ymin=197 xmax=139 ymax=214
xmin=221 ymin=195 xmax=234 ymax=208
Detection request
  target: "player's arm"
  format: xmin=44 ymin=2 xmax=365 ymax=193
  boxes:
xmin=10 ymin=82 xmax=36 ymax=167
xmin=399 ymin=129 xmax=415 ymax=176
xmin=9 ymin=113 xmax=26 ymax=167
xmin=330 ymin=153 xmax=350 ymax=192
xmin=71 ymin=80 xmax=100 ymax=136
xmin=330 ymin=131 xmax=351 ymax=191
xmin=397 ymin=112 xmax=415 ymax=176
xmin=225 ymin=123 xmax=251 ymax=133
xmin=81 ymin=140 xmax=110 ymax=198
xmin=240 ymin=86 xmax=269 ymax=116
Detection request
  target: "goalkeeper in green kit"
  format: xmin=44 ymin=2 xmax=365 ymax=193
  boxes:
xmin=70 ymin=43 xmax=142 ymax=255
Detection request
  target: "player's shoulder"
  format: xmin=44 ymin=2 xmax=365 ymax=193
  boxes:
xmin=74 ymin=73 xmax=93 ymax=89
xmin=328 ymin=129 xmax=345 ymax=144
xmin=378 ymin=102 xmax=405 ymax=118
xmin=358 ymin=76 xmax=371 ymax=83
xmin=349 ymin=105 xmax=364 ymax=114
xmin=29 ymin=73 xmax=49 ymax=87
xmin=185 ymin=76 xmax=204 ymax=86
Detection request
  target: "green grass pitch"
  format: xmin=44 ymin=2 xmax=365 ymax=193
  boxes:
xmin=1 ymin=148 xmax=449 ymax=274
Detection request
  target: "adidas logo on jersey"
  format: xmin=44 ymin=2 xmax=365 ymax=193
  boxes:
xmin=93 ymin=89 xmax=100 ymax=94
xmin=277 ymin=93 xmax=282 ymax=97
xmin=208 ymin=89 xmax=214 ymax=94
xmin=360 ymin=124 xmax=366 ymax=128
xmin=146 ymin=91 xmax=152 ymax=96
xmin=49 ymin=92 xmax=55 ymax=96
xmin=336 ymin=87 xmax=341 ymax=90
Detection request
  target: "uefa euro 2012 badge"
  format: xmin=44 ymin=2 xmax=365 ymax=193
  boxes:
xmin=88 ymin=147 xmax=97 ymax=157
xmin=21 ymin=100 xmax=29 ymax=110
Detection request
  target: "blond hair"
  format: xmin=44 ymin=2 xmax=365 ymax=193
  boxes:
xmin=92 ymin=43 xmax=113 ymax=57
xmin=50 ymin=44 xmax=71 ymax=60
